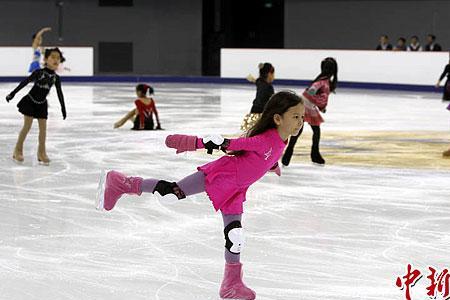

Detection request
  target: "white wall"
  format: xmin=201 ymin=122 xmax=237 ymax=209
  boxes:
xmin=0 ymin=47 xmax=93 ymax=76
xmin=221 ymin=49 xmax=450 ymax=85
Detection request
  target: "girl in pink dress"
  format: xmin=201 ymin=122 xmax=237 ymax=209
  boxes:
xmin=96 ymin=91 xmax=305 ymax=300
xmin=282 ymin=57 xmax=338 ymax=166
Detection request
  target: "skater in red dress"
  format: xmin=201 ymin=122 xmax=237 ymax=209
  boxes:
xmin=114 ymin=84 xmax=162 ymax=130
xmin=282 ymin=57 xmax=338 ymax=166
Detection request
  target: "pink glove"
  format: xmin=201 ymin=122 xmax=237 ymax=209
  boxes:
xmin=447 ymin=103 xmax=450 ymax=111
xmin=269 ymin=162 xmax=281 ymax=176
xmin=165 ymin=134 xmax=198 ymax=154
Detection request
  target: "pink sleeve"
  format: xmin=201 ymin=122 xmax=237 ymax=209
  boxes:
xmin=226 ymin=135 xmax=267 ymax=152
xmin=302 ymin=81 xmax=329 ymax=109
xmin=196 ymin=137 xmax=205 ymax=149
xmin=196 ymin=134 xmax=268 ymax=152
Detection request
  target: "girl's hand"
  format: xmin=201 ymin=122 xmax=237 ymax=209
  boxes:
xmin=5 ymin=93 xmax=14 ymax=102
xmin=165 ymin=134 xmax=198 ymax=154
xmin=246 ymin=74 xmax=256 ymax=83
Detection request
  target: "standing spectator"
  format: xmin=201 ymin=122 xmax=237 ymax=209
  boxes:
xmin=424 ymin=34 xmax=442 ymax=51
xmin=376 ymin=35 xmax=393 ymax=50
xmin=407 ymin=36 xmax=422 ymax=51
xmin=394 ymin=37 xmax=407 ymax=51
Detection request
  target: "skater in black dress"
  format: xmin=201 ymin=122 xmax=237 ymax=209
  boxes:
xmin=6 ymin=48 xmax=66 ymax=165
xmin=240 ymin=63 xmax=275 ymax=132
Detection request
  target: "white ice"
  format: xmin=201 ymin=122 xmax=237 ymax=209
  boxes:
xmin=0 ymin=82 xmax=449 ymax=300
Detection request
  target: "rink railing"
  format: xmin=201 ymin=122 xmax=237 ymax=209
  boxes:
xmin=0 ymin=46 xmax=448 ymax=92
xmin=221 ymin=48 xmax=449 ymax=87
xmin=0 ymin=47 xmax=93 ymax=76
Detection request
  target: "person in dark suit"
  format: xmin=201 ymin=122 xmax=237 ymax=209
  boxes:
xmin=376 ymin=35 xmax=393 ymax=50
xmin=424 ymin=34 xmax=442 ymax=51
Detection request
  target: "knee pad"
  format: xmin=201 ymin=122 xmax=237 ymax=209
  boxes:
xmin=224 ymin=221 xmax=245 ymax=254
xmin=153 ymin=180 xmax=186 ymax=199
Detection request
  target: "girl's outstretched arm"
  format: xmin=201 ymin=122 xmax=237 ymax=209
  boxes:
xmin=6 ymin=71 xmax=39 ymax=102
xmin=166 ymin=133 xmax=268 ymax=154
xmin=196 ymin=134 xmax=267 ymax=153
xmin=32 ymin=27 xmax=51 ymax=49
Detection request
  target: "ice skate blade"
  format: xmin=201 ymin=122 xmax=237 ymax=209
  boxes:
xmin=311 ymin=161 xmax=325 ymax=166
xmin=38 ymin=160 xmax=50 ymax=166
xmin=12 ymin=156 xmax=24 ymax=164
xmin=96 ymin=170 xmax=107 ymax=211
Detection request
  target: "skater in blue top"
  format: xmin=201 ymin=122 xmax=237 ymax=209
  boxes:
xmin=29 ymin=27 xmax=51 ymax=73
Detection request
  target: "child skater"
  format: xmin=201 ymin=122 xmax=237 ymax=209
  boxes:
xmin=29 ymin=27 xmax=51 ymax=73
xmin=240 ymin=62 xmax=275 ymax=131
xmin=282 ymin=57 xmax=338 ymax=166
xmin=96 ymin=91 xmax=305 ymax=299
xmin=114 ymin=84 xmax=162 ymax=130
xmin=436 ymin=58 xmax=450 ymax=101
xmin=444 ymin=103 xmax=450 ymax=157
xmin=6 ymin=48 xmax=67 ymax=165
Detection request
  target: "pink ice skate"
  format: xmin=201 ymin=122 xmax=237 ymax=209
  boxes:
xmin=96 ymin=170 xmax=143 ymax=211
xmin=165 ymin=134 xmax=198 ymax=154
xmin=219 ymin=263 xmax=256 ymax=300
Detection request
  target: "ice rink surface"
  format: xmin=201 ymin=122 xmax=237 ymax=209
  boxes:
xmin=0 ymin=82 xmax=449 ymax=300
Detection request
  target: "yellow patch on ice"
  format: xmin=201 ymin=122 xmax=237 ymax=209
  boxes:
xmin=289 ymin=130 xmax=450 ymax=169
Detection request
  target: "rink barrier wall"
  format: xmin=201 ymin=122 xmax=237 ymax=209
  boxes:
xmin=0 ymin=75 xmax=443 ymax=93
xmin=0 ymin=47 xmax=93 ymax=76
xmin=221 ymin=48 xmax=450 ymax=86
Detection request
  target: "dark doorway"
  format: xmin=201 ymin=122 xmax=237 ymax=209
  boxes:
xmin=202 ymin=0 xmax=284 ymax=76
xmin=99 ymin=42 xmax=133 ymax=73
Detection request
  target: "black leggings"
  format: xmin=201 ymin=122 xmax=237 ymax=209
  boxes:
xmin=281 ymin=124 xmax=321 ymax=166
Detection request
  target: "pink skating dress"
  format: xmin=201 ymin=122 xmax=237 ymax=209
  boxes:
xmin=302 ymin=78 xmax=331 ymax=126
xmin=197 ymin=128 xmax=287 ymax=214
